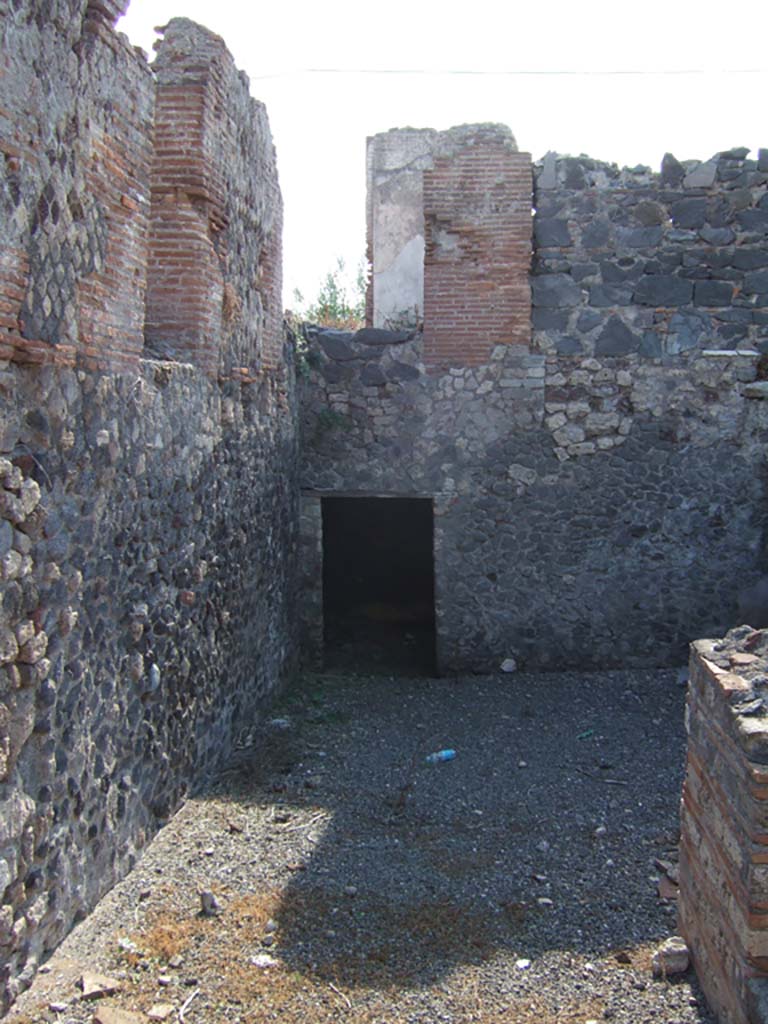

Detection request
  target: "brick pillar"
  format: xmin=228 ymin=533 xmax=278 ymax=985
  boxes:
xmin=423 ymin=145 xmax=532 ymax=370
xmin=145 ymin=19 xmax=283 ymax=379
xmin=145 ymin=27 xmax=229 ymax=375
xmin=679 ymin=637 xmax=768 ymax=1024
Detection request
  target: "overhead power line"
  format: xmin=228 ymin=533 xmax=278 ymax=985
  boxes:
xmin=251 ymin=66 xmax=767 ymax=81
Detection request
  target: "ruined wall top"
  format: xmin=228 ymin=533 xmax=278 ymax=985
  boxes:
xmin=0 ymin=4 xmax=283 ymax=379
xmin=146 ymin=18 xmax=283 ymax=377
xmin=0 ymin=0 xmax=154 ymax=368
xmin=366 ymin=123 xmax=525 ymax=334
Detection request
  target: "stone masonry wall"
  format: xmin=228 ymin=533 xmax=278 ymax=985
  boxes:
xmin=299 ymin=325 xmax=768 ymax=673
xmin=533 ymin=149 xmax=768 ymax=364
xmin=0 ymin=5 xmax=298 ymax=1010
xmin=680 ymin=630 xmax=768 ymax=1024
xmin=532 ymin=149 xmax=768 ymax=461
xmin=1 ymin=0 xmax=155 ymax=371
xmin=301 ymin=133 xmax=768 ymax=675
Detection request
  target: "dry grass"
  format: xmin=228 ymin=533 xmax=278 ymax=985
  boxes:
xmin=140 ymin=916 xmax=198 ymax=962
xmin=113 ymin=885 xmax=537 ymax=1023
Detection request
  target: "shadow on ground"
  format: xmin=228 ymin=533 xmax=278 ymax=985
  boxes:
xmin=8 ymin=668 xmax=714 ymax=1024
xmin=211 ymin=667 xmax=691 ymax=991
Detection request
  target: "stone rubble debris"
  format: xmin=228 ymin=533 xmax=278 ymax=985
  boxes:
xmin=199 ymin=890 xmax=221 ymax=917
xmin=92 ymin=1010 xmax=144 ymax=1024
xmin=251 ymin=953 xmax=278 ymax=969
xmin=652 ymin=936 xmax=690 ymax=978
xmin=147 ymin=1003 xmax=176 ymax=1021
xmin=78 ymin=972 xmax=121 ymax=1000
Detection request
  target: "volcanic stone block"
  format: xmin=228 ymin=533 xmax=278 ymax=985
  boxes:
xmin=694 ymin=281 xmax=735 ymax=307
xmin=531 ymin=274 xmax=582 ymax=308
xmin=595 ymin=316 xmax=639 ymax=356
xmin=671 ymin=199 xmax=708 ymax=229
xmin=535 ymin=218 xmax=572 ymax=247
xmin=634 ymin=275 xmax=693 ymax=307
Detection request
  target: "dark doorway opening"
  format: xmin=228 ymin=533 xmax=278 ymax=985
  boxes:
xmin=322 ymin=496 xmax=436 ymax=676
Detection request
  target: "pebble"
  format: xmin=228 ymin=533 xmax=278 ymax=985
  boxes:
xmin=157 ymin=976 xmax=172 ymax=987
xmin=79 ymin=971 xmax=121 ymax=999
xmin=49 ymin=1001 xmax=68 ymax=1012
xmin=148 ymin=1003 xmax=175 ymax=1021
xmin=93 ymin=1010 xmax=144 ymax=1024
xmin=251 ymin=953 xmax=278 ymax=969
xmin=652 ymin=935 xmax=690 ymax=977
xmin=200 ymin=889 xmax=221 ymax=916
xmin=515 ymin=958 xmax=531 ymax=969
xmin=268 ymin=718 xmax=291 ymax=730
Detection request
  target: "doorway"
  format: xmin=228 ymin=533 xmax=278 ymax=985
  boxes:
xmin=321 ymin=496 xmax=436 ymax=676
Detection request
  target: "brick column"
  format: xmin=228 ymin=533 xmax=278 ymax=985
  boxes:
xmin=145 ymin=19 xmax=283 ymax=379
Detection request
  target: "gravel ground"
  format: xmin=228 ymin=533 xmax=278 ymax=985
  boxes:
xmin=7 ymin=667 xmax=715 ymax=1024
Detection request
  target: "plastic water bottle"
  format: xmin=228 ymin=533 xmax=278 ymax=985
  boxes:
xmin=425 ymin=749 xmax=456 ymax=765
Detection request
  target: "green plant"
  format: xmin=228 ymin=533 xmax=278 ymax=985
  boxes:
xmin=292 ymin=257 xmax=367 ymax=330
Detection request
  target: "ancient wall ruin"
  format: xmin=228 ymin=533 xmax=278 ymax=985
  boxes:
xmin=0 ymin=4 xmax=297 ymax=1009
xmin=679 ymin=630 xmax=768 ymax=1024
xmin=3 ymin=0 xmax=768 ymax=1014
xmin=300 ymin=128 xmax=768 ymax=674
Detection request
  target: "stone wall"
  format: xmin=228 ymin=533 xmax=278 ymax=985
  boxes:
xmin=300 ymin=131 xmax=768 ymax=675
xmin=1 ymin=0 xmax=154 ymax=371
xmin=680 ymin=630 xmax=768 ymax=1024
xmin=0 ymin=4 xmax=298 ymax=1009
xmin=299 ymin=326 xmax=768 ymax=673
xmin=532 ymin=151 xmax=768 ymax=366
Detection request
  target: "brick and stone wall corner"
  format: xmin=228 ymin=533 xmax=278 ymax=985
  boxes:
xmin=0 ymin=4 xmax=296 ymax=1011
xmin=1 ymin=1 xmax=154 ymax=372
xmin=680 ymin=630 xmax=768 ymax=1024
xmin=145 ymin=19 xmax=283 ymax=380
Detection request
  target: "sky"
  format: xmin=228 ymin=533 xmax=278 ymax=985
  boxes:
xmin=117 ymin=0 xmax=768 ymax=309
